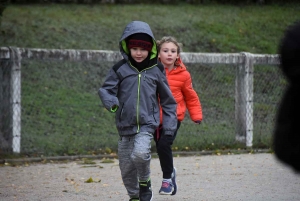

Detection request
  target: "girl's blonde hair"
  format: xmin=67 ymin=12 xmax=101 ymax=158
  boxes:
xmin=156 ymin=36 xmax=183 ymax=54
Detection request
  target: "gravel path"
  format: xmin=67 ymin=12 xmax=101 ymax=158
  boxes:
xmin=1 ymin=153 xmax=300 ymax=201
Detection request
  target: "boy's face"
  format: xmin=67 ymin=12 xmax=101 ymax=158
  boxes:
xmin=129 ymin=47 xmax=149 ymax=63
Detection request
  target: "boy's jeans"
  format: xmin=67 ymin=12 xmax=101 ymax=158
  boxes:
xmin=118 ymin=132 xmax=153 ymax=198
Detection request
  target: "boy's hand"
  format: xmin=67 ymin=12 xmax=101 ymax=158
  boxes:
xmin=110 ymin=105 xmax=119 ymax=112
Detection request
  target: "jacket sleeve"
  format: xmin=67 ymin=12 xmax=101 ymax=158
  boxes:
xmin=98 ymin=68 xmax=120 ymax=112
xmin=157 ymin=69 xmax=178 ymax=136
xmin=182 ymin=71 xmax=203 ymax=121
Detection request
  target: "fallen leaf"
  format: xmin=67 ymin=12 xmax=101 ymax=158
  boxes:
xmin=85 ymin=177 xmax=94 ymax=183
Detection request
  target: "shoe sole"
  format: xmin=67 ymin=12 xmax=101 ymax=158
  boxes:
xmin=159 ymin=191 xmax=173 ymax=195
xmin=171 ymin=167 xmax=177 ymax=195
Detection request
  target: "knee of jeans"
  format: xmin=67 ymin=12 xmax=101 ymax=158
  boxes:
xmin=131 ymin=151 xmax=151 ymax=163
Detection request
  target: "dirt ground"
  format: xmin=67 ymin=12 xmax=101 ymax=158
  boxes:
xmin=1 ymin=153 xmax=300 ymax=201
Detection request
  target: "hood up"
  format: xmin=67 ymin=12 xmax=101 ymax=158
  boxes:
xmin=119 ymin=21 xmax=158 ymax=64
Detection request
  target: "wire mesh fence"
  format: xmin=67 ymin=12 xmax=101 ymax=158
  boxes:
xmin=0 ymin=47 xmax=285 ymax=157
xmin=0 ymin=57 xmax=13 ymax=152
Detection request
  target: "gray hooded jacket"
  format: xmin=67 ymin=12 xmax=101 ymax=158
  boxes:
xmin=98 ymin=21 xmax=177 ymax=136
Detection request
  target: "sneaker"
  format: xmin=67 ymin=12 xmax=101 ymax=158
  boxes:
xmin=171 ymin=167 xmax=177 ymax=195
xmin=159 ymin=180 xmax=174 ymax=195
xmin=129 ymin=198 xmax=139 ymax=201
xmin=139 ymin=178 xmax=153 ymax=201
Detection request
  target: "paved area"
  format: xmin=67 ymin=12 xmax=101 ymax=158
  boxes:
xmin=0 ymin=153 xmax=300 ymax=201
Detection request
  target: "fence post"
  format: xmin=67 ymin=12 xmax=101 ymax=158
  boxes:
xmin=11 ymin=48 xmax=22 ymax=153
xmin=235 ymin=52 xmax=254 ymax=147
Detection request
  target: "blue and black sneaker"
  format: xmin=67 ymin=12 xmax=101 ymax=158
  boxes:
xmin=139 ymin=178 xmax=153 ymax=201
xmin=159 ymin=180 xmax=174 ymax=195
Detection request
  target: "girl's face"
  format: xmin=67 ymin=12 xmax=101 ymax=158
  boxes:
xmin=158 ymin=42 xmax=179 ymax=67
xmin=129 ymin=47 xmax=149 ymax=63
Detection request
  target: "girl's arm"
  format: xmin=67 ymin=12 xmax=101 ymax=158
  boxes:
xmin=182 ymin=72 xmax=203 ymax=122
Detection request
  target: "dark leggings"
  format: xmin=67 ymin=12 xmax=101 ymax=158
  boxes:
xmin=153 ymin=120 xmax=181 ymax=179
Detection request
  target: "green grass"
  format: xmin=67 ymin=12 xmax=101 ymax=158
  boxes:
xmin=0 ymin=3 xmax=298 ymax=156
xmin=1 ymin=4 xmax=299 ymax=53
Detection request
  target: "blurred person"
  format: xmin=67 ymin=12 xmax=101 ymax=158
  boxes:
xmin=98 ymin=21 xmax=177 ymax=201
xmin=273 ymin=20 xmax=300 ymax=173
xmin=154 ymin=36 xmax=203 ymax=195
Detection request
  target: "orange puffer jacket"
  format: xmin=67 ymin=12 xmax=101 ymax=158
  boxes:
xmin=160 ymin=57 xmax=203 ymax=122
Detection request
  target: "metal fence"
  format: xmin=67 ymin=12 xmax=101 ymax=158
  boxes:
xmin=0 ymin=47 xmax=284 ymax=156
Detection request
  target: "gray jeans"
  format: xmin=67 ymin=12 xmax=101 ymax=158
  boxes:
xmin=118 ymin=132 xmax=153 ymax=198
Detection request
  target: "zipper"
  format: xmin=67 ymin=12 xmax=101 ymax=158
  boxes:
xmin=136 ymin=74 xmax=141 ymax=133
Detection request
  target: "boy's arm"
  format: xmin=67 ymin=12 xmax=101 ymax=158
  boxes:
xmin=157 ymin=70 xmax=178 ymax=136
xmin=98 ymin=68 xmax=120 ymax=112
